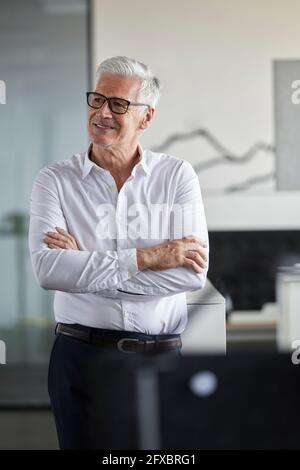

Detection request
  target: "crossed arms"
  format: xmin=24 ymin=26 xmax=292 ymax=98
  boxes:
xmin=28 ymin=162 xmax=209 ymax=301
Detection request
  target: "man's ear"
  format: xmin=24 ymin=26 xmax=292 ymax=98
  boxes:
xmin=140 ymin=107 xmax=155 ymax=130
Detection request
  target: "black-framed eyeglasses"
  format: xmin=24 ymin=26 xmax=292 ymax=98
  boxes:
xmin=86 ymin=91 xmax=150 ymax=115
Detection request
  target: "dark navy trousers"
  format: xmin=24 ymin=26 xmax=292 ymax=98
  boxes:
xmin=48 ymin=332 xmax=181 ymax=450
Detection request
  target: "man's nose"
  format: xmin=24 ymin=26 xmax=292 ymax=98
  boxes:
xmin=97 ymin=99 xmax=113 ymax=118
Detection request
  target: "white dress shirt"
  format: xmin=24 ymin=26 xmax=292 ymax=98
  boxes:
xmin=28 ymin=145 xmax=209 ymax=335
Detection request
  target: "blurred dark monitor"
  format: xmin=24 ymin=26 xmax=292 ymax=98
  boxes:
xmin=159 ymin=353 xmax=300 ymax=449
xmin=89 ymin=352 xmax=300 ymax=450
xmin=208 ymin=230 xmax=300 ymax=311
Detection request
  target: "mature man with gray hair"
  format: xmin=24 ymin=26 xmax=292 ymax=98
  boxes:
xmin=29 ymin=56 xmax=209 ymax=449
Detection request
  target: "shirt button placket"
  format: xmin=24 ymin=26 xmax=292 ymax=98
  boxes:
xmin=116 ymin=187 xmax=128 ymax=245
xmin=123 ymin=309 xmax=130 ymax=329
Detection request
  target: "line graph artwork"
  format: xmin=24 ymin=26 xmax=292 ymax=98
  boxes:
xmin=152 ymin=128 xmax=276 ymax=192
xmin=226 ymin=171 xmax=276 ymax=193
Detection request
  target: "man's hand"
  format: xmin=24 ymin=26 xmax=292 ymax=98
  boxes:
xmin=137 ymin=235 xmax=208 ymax=273
xmin=43 ymin=227 xmax=80 ymax=250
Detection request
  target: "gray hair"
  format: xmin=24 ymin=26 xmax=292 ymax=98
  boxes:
xmin=95 ymin=56 xmax=162 ymax=108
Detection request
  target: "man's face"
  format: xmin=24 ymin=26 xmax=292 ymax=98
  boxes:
xmin=87 ymin=73 xmax=152 ymax=150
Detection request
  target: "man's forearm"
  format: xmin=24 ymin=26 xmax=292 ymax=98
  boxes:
xmin=30 ymin=247 xmax=139 ymax=293
xmin=117 ymin=237 xmax=209 ymax=299
xmin=136 ymin=236 xmax=207 ymax=273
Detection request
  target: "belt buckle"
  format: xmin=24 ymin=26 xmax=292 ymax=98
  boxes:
xmin=117 ymin=338 xmax=140 ymax=354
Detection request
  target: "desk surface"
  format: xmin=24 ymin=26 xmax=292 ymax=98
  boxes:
xmin=186 ymin=279 xmax=225 ymax=305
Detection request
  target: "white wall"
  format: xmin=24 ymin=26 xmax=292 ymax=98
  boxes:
xmin=91 ymin=0 xmax=300 ymax=229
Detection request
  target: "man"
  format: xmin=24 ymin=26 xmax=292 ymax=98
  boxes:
xmin=28 ymin=56 xmax=209 ymax=449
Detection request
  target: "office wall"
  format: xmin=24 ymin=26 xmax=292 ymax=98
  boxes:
xmin=91 ymin=0 xmax=300 ymax=230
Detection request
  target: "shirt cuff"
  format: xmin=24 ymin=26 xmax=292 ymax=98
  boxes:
xmin=117 ymin=248 xmax=139 ymax=278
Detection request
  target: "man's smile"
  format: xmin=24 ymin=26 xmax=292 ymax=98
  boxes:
xmin=93 ymin=122 xmax=117 ymax=130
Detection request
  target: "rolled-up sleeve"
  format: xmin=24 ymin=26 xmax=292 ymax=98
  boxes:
xmin=28 ymin=168 xmax=139 ymax=293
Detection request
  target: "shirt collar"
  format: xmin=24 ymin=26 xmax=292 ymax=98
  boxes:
xmin=81 ymin=144 xmax=94 ymax=179
xmin=133 ymin=144 xmax=151 ymax=176
xmin=81 ymin=143 xmax=151 ymax=180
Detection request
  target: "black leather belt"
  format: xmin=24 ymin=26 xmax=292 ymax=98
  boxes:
xmin=55 ymin=323 xmax=182 ymax=354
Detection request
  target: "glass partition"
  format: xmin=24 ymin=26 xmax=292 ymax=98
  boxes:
xmin=0 ymin=0 xmax=89 ymax=364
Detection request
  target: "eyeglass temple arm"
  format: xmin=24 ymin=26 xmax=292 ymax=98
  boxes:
xmin=130 ymin=102 xmax=151 ymax=108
